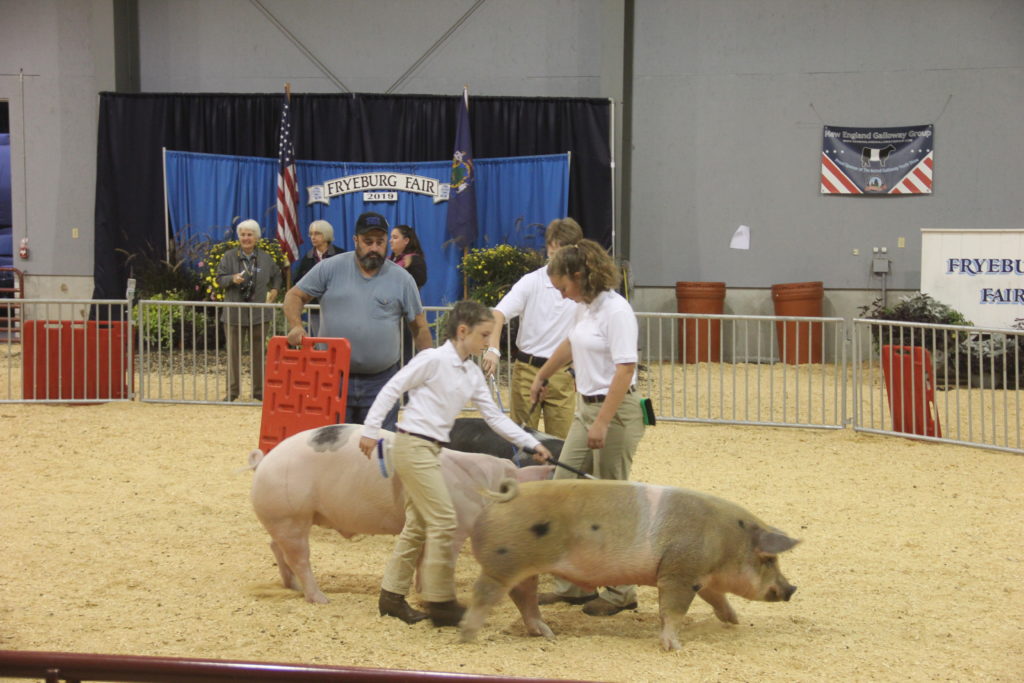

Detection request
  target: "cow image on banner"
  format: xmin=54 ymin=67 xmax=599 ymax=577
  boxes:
xmin=820 ymin=124 xmax=934 ymax=195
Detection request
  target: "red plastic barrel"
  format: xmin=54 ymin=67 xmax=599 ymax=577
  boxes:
xmin=771 ymin=281 xmax=824 ymax=364
xmin=675 ymin=282 xmax=726 ymax=364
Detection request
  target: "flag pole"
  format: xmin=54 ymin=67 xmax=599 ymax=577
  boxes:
xmin=462 ymin=86 xmax=468 ymax=298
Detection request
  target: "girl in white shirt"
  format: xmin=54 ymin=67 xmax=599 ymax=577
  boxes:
xmin=529 ymin=239 xmax=646 ymax=617
xmin=360 ymin=300 xmax=553 ymax=627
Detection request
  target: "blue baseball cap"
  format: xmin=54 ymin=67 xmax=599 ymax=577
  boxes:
xmin=355 ymin=212 xmax=389 ymax=235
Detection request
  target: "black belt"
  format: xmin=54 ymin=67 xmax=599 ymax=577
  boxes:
xmin=514 ymin=350 xmax=548 ymax=368
xmin=396 ymin=428 xmax=448 ymax=447
xmin=581 ymin=386 xmax=636 ymax=404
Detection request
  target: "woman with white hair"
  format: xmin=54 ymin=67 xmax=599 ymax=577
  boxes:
xmin=293 ymin=219 xmax=343 ymax=336
xmin=215 ymin=219 xmax=283 ymax=402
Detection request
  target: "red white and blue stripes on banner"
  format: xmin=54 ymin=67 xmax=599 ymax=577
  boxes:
xmin=164 ymin=150 xmax=569 ymax=307
xmin=821 ymin=124 xmax=934 ymax=195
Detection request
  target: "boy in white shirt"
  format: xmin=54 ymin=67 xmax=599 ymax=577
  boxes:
xmin=481 ymin=218 xmax=584 ymax=438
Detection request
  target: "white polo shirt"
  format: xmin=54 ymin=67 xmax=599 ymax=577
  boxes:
xmin=362 ymin=341 xmax=541 ymax=449
xmin=569 ymin=290 xmax=639 ymax=397
xmin=495 ymin=266 xmax=579 ymax=358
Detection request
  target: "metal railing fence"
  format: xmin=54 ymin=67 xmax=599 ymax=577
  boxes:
xmin=136 ymin=299 xmax=290 ymax=404
xmin=2 ymin=298 xmax=1021 ymax=455
xmin=0 ymin=298 xmax=131 ymax=403
xmin=852 ymin=318 xmax=1022 ymax=453
xmin=636 ymin=313 xmax=848 ymax=429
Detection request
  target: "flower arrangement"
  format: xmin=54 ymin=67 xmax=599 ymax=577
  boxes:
xmin=459 ymin=243 xmax=545 ymax=306
xmin=200 ymin=238 xmax=288 ymax=301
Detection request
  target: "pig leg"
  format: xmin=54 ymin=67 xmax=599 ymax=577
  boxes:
xmin=460 ymin=574 xmax=512 ymax=643
xmin=656 ymin=575 xmax=699 ymax=652
xmin=269 ymin=540 xmax=301 ymax=592
xmin=508 ymin=575 xmax=554 ymax=639
xmin=266 ymin=523 xmax=328 ymax=604
xmin=698 ymin=587 xmax=739 ymax=625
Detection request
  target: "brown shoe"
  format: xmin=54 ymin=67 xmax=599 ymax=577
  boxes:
xmin=538 ymin=591 xmax=598 ymax=606
xmin=581 ymin=596 xmax=638 ymax=616
xmin=378 ymin=589 xmax=427 ymax=624
xmin=425 ymin=599 xmax=466 ymax=627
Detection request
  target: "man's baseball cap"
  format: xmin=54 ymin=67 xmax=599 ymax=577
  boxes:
xmin=354 ymin=212 xmax=390 ymax=235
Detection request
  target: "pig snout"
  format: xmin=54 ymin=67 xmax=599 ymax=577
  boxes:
xmin=765 ymin=582 xmax=797 ymax=602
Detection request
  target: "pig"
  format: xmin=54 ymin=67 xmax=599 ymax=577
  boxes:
xmin=448 ymin=417 xmax=564 ymax=465
xmin=248 ymin=424 xmax=554 ymax=604
xmin=459 ymin=479 xmax=799 ymax=651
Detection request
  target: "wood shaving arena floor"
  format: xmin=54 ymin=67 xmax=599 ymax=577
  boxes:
xmin=1 ymin=402 xmax=1022 ymax=681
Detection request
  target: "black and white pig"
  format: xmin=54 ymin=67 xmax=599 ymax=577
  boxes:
xmin=448 ymin=417 xmax=564 ymax=464
xmin=459 ymin=479 xmax=799 ymax=651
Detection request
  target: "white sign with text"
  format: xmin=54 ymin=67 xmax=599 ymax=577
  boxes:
xmin=920 ymin=229 xmax=1024 ymax=329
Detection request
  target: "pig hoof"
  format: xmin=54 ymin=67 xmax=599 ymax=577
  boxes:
xmin=660 ymin=633 xmax=683 ymax=652
xmin=307 ymin=592 xmax=329 ymax=605
xmin=714 ymin=607 xmax=738 ymax=625
xmin=524 ymin=619 xmax=555 ymax=639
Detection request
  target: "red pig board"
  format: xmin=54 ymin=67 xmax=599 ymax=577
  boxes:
xmin=258 ymin=336 xmax=350 ymax=453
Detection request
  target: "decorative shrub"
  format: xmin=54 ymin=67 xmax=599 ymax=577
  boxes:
xmin=858 ymin=293 xmax=973 ymax=352
xmin=459 ymin=244 xmax=545 ymax=307
xmin=201 ymin=238 xmax=288 ymax=302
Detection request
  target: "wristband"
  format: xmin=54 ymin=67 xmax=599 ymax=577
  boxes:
xmin=487 ymin=347 xmax=501 ymax=358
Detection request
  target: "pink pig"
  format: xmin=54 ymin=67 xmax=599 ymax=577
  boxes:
xmin=248 ymin=424 xmax=554 ymax=604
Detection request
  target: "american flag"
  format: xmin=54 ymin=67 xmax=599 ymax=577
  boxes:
xmin=276 ymin=97 xmax=301 ymax=261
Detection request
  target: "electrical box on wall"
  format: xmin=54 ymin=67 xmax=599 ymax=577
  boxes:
xmin=872 ymin=257 xmax=890 ymax=274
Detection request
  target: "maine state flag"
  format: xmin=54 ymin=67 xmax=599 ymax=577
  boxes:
xmin=446 ymin=87 xmax=478 ymax=247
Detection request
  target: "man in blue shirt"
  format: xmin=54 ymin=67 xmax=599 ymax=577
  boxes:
xmin=284 ymin=212 xmax=433 ymax=430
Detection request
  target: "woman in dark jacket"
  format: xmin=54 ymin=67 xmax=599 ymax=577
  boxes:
xmin=388 ymin=224 xmax=427 ymax=289
xmin=389 ymin=224 xmax=427 ymax=362
xmin=294 ymin=219 xmax=343 ymax=335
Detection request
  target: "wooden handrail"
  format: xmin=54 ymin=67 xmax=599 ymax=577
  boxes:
xmin=0 ymin=649 xmax=587 ymax=683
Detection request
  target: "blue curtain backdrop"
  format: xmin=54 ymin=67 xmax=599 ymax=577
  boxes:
xmin=164 ymin=150 xmax=569 ymax=307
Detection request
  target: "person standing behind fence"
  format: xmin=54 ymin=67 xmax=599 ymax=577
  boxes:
xmin=389 ymin=224 xmax=427 ymax=364
xmin=529 ymin=238 xmax=645 ymax=616
xmin=294 ymin=220 xmax=343 ymax=336
xmin=284 ymin=211 xmax=432 ymax=432
xmin=216 ymin=219 xmax=282 ymax=402
xmin=389 ymin=224 xmax=427 ymax=289
xmin=480 ymin=218 xmax=583 ymax=438
xmin=359 ymin=300 xmax=553 ymax=627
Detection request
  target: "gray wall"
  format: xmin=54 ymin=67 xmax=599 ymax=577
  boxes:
xmin=630 ymin=0 xmax=1024 ymax=291
xmin=137 ymin=0 xmax=612 ymax=96
xmin=2 ymin=0 xmax=1021 ymax=312
xmin=0 ymin=0 xmax=115 ymax=295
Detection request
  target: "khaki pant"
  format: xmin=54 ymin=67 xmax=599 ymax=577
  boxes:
xmin=510 ymin=361 xmax=575 ymax=439
xmin=550 ymin=393 xmax=646 ymax=606
xmin=381 ymin=432 xmax=457 ymax=602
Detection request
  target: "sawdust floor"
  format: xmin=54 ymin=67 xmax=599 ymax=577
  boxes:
xmin=1 ymin=402 xmax=1022 ymax=682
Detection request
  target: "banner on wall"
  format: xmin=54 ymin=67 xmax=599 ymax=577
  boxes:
xmin=920 ymin=229 xmax=1024 ymax=329
xmin=820 ymin=124 xmax=934 ymax=195
xmin=163 ymin=150 xmax=570 ymax=307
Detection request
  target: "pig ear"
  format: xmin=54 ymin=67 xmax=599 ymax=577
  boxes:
xmin=753 ymin=526 xmax=800 ymax=555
